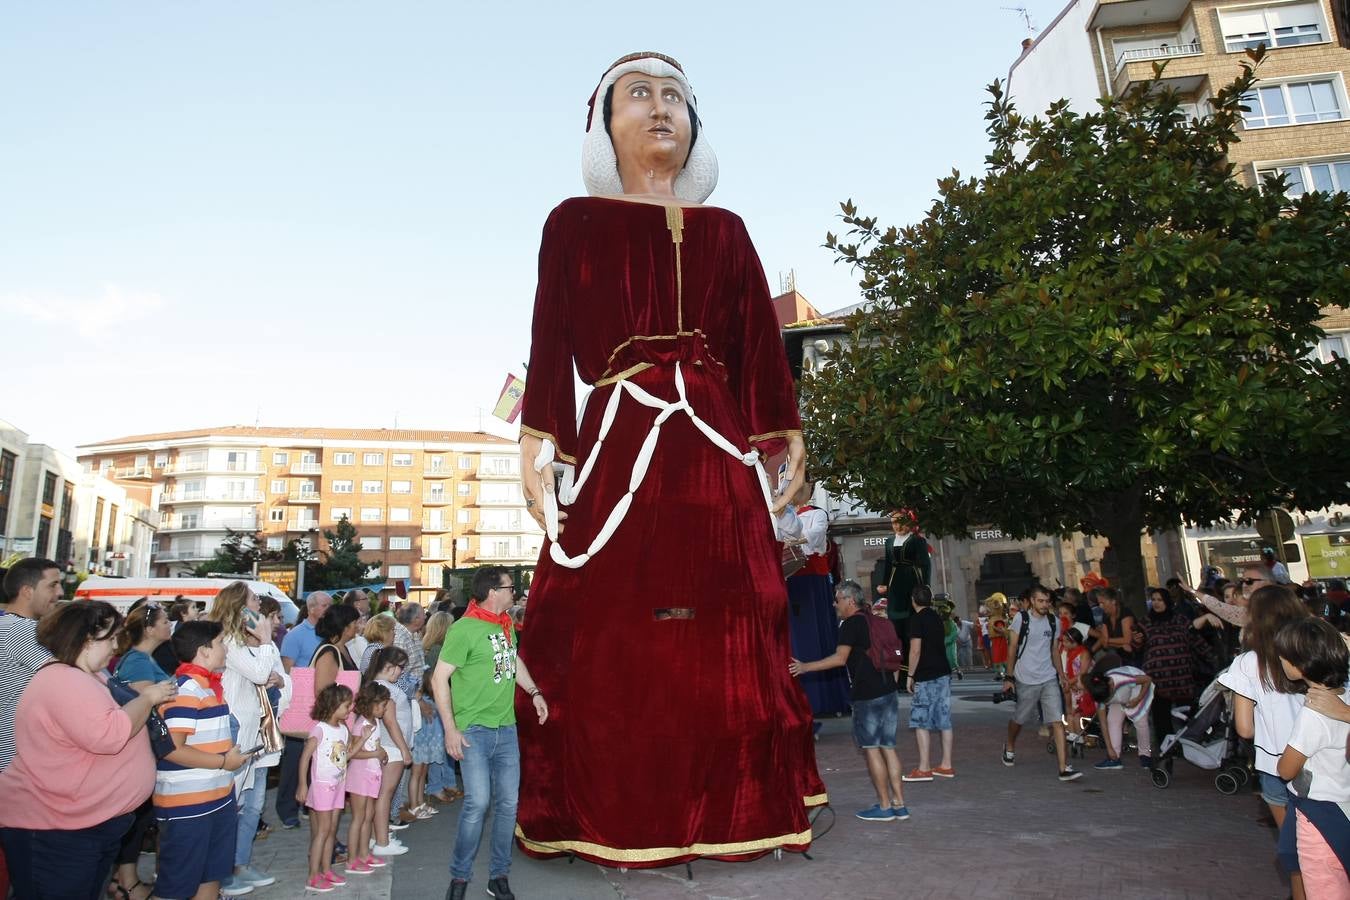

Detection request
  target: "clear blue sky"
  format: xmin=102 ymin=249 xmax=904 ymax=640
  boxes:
xmin=1 ymin=0 xmax=1069 ymax=454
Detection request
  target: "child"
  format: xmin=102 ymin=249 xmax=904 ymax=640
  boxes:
xmin=1275 ymin=617 xmax=1350 ymax=894
xmin=365 ymin=646 xmax=413 ymax=856
xmin=1059 ymin=623 xmax=1094 ymax=746
xmin=297 ymin=683 xmax=354 ymax=893
xmin=1085 ymin=658 xmax=1154 ymax=770
xmin=345 ymin=682 xmax=391 ymax=876
xmin=410 ymin=669 xmax=447 ymax=817
xmin=154 ymin=621 xmax=251 ymax=900
xmin=987 ymin=594 xmax=1010 ymax=679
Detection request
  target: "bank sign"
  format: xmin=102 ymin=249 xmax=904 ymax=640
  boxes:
xmin=1306 ymin=534 xmax=1350 ymax=579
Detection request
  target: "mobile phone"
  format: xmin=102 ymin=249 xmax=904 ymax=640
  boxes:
xmin=242 ymin=608 xmax=262 ymax=631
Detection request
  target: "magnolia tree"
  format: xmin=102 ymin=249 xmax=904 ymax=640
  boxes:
xmin=803 ymin=53 xmax=1350 ymax=605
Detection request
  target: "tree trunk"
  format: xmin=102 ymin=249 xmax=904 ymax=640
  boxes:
xmin=1100 ymin=506 xmax=1148 ymax=620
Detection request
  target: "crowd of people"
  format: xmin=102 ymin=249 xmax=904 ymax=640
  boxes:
xmin=0 ymin=558 xmax=534 ymax=900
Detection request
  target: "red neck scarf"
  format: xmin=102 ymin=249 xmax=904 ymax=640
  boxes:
xmin=175 ymin=663 xmax=224 ymax=702
xmin=464 ymin=601 xmax=513 ymax=648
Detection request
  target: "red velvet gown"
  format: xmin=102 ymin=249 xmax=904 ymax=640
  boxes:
xmin=516 ymin=196 xmax=827 ymax=868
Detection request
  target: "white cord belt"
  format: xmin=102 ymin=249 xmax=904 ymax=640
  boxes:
xmin=532 ymin=361 xmax=775 ymax=569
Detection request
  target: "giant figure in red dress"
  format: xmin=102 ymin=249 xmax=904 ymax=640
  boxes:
xmin=514 ymin=52 xmax=827 ymax=868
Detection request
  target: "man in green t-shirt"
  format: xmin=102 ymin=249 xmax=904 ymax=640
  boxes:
xmin=432 ymin=567 xmax=547 ymax=900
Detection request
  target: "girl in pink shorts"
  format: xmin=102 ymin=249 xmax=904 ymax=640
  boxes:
xmin=298 ymin=684 xmax=353 ymax=892
xmin=345 ymin=682 xmax=391 ymax=874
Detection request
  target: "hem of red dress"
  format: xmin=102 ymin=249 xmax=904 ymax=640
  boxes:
xmin=514 ymin=793 xmax=826 ymax=869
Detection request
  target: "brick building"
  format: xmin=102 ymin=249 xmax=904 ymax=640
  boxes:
xmin=76 ymin=426 xmax=541 ymax=585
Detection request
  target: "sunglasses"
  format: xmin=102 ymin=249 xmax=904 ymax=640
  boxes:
xmin=1241 ymin=578 xmax=1265 ymax=586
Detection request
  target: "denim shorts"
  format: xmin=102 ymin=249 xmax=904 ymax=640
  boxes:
xmin=1261 ymin=772 xmax=1290 ymax=808
xmin=909 ymin=675 xmax=952 ymax=731
xmin=852 ymin=693 xmax=899 ymax=749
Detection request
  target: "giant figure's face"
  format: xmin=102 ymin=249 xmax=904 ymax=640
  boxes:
xmin=608 ymin=72 xmax=692 ymax=177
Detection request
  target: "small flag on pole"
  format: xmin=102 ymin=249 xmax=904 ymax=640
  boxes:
xmin=493 ymin=373 xmax=527 ymax=423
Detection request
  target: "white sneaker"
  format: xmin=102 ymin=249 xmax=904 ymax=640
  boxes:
xmin=389 ymin=820 xmax=412 ymax=831
xmin=371 ymin=842 xmax=409 ymax=857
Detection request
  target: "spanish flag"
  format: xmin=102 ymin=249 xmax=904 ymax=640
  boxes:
xmin=492 ymin=373 xmax=527 ymax=423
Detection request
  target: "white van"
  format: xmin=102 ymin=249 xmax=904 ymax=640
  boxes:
xmin=74 ymin=577 xmax=300 ymax=624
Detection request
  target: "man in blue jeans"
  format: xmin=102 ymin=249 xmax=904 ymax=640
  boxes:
xmin=432 ymin=567 xmax=548 ymax=900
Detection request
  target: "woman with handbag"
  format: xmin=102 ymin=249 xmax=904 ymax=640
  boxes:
xmin=0 ymin=602 xmax=177 ymax=900
xmin=210 ymin=582 xmax=290 ymax=894
xmin=107 ymin=602 xmax=175 ymax=900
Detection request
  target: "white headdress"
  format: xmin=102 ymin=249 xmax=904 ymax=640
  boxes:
xmin=582 ymin=52 xmax=718 ymax=203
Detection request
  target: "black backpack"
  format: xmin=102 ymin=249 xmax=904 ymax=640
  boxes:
xmin=1014 ymin=610 xmax=1057 ymax=663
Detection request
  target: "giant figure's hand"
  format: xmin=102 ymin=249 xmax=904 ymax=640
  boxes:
xmin=770 ymin=432 xmax=808 ymax=516
xmin=520 ymin=434 xmax=567 ymax=535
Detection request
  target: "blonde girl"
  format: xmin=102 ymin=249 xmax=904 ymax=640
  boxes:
xmin=297 ymin=683 xmax=353 ymax=892
xmin=360 ymin=614 xmax=396 ymax=674
xmin=364 ymin=646 xmax=412 ymax=856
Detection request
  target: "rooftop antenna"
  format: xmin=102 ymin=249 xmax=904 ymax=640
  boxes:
xmin=1003 ymin=6 xmax=1038 ymax=37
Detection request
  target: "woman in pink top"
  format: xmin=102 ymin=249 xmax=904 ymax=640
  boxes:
xmin=0 ymin=602 xmax=176 ymax=900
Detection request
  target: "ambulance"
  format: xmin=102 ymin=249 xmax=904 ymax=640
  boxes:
xmin=74 ymin=576 xmax=301 ymax=623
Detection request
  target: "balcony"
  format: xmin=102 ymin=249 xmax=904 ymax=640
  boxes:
xmin=477 ymin=460 xmax=521 ymax=480
xmin=477 ymin=493 xmax=525 ymax=507
xmin=422 ymin=520 xmax=452 ymax=533
xmin=476 ymin=545 xmax=541 ymax=562
xmin=152 ymin=544 xmax=215 ymax=563
xmin=288 ymin=492 xmax=322 ymax=504
xmin=1089 ymin=0 xmax=1191 ymax=29
xmin=423 ymin=465 xmax=453 ymax=478
xmin=161 ymin=517 xmax=257 ymax=533
xmin=423 ymin=493 xmax=452 ymax=506
xmin=476 ymin=518 xmax=529 ymax=533
xmin=290 ymin=462 xmax=322 ymax=476
xmin=421 ymin=546 xmax=451 ymax=561
xmin=1113 ymin=49 xmax=1209 ymax=95
xmin=1116 ymin=40 xmax=1201 ymax=69
xmin=115 ymin=466 xmax=153 ymax=479
xmin=163 ymin=461 xmax=263 ymax=476
xmin=160 ymin=490 xmax=262 ymax=504
xmin=287 ymin=520 xmax=321 ymax=532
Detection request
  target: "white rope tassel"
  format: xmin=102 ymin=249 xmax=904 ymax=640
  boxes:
xmin=538 ymin=362 xmax=775 ymax=569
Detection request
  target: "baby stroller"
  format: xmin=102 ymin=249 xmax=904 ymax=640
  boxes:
xmin=1150 ymin=670 xmax=1251 ymax=793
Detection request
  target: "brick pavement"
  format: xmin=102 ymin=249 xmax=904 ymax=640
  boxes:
xmin=140 ymin=675 xmax=1289 ymax=899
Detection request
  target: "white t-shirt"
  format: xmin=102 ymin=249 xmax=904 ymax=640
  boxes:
xmin=1011 ymin=610 xmax=1057 ymax=685
xmin=309 ymin=721 xmax=349 ymax=785
xmin=1218 ymin=650 xmax=1304 ymax=775
xmin=1286 ymin=696 xmax=1350 ymax=803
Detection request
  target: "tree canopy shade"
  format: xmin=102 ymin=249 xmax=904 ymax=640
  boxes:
xmin=803 ymin=51 xmax=1350 ymax=605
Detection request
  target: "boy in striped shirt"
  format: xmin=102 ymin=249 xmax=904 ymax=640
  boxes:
xmin=155 ymin=621 xmax=252 ymax=899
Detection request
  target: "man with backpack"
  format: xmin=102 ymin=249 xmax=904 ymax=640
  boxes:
xmin=1001 ymin=584 xmax=1084 ymax=782
xmin=790 ymin=580 xmax=909 ymax=822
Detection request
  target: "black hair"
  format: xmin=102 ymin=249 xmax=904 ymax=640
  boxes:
xmin=361 ymin=645 xmax=410 ymax=688
xmin=471 ymin=567 xmax=509 ymax=603
xmin=311 ymin=683 xmax=353 ymax=723
xmin=316 ymin=603 xmax=360 ymax=643
xmin=354 ymin=681 xmax=391 ymax=720
xmin=3 ymin=557 xmax=59 ymax=601
xmin=1275 ymin=618 xmax=1350 ymax=690
xmin=602 ymin=82 xmax=701 ymax=167
xmin=37 ymin=600 xmax=122 ymax=666
xmin=171 ymin=620 xmax=223 ymax=665
xmin=912 ymin=585 xmax=933 ymax=607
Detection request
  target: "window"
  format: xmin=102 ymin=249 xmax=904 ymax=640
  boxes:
xmin=426 ymin=510 xmax=445 ymax=530
xmin=425 ymin=538 xmax=442 ymax=557
xmin=1316 ymin=332 xmax=1350 ymax=363
xmin=333 ymin=480 xmax=354 ymax=493
xmin=391 ymin=480 xmax=412 ymax=494
xmin=455 ymin=537 xmax=468 ymax=551
xmin=479 ymin=482 xmax=523 ymax=504
xmin=1221 ymin=3 xmax=1326 ymax=52
xmin=387 ymin=565 xmax=411 ymax=579
xmin=334 ymin=452 xmax=355 ymax=466
xmin=273 ymin=452 xmax=288 ymax=465
xmin=367 ymin=565 xmax=382 ymax=578
xmin=332 ymin=507 xmax=352 ymax=522
xmin=135 ymin=454 xmax=148 ymax=468
xmin=1258 ymin=158 xmax=1350 ymax=196
xmin=392 ymin=453 xmax=413 ymax=467
xmin=361 ymin=508 xmax=382 ymax=522
xmin=457 ymin=483 xmax=471 ymax=496
xmin=99 ymin=459 xmax=113 ymax=474
xmin=458 ymin=456 xmax=472 ymax=469
xmin=364 ymin=452 xmax=384 ymax=466
xmin=271 ymin=480 xmax=286 ymax=494
xmin=390 ymin=508 xmax=411 ymax=522
xmin=390 ymin=536 xmax=412 ymax=550
xmin=266 ymin=537 xmax=284 ymax=551
xmin=42 ymin=472 xmax=57 ymax=506
xmin=362 ymin=480 xmax=384 ymax=494
xmin=426 ymin=455 xmax=445 ymax=472
xmin=457 ymin=509 xmax=470 ymax=524
xmin=269 ymin=509 xmax=285 ymax=522
xmin=154 ymin=452 xmax=168 ymax=468
xmin=179 ymin=513 xmax=199 ymax=530
xmin=1242 ymin=78 xmax=1343 ymax=128
xmin=364 ymin=536 xmax=382 ymax=550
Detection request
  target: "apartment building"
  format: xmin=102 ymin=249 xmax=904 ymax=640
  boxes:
xmin=1 ymin=418 xmax=159 ymax=576
xmin=76 ymin=426 xmax=542 ymax=584
xmin=1009 ymin=0 xmax=1350 ymax=193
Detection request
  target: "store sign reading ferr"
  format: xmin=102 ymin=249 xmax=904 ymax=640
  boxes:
xmin=973 ymin=528 xmax=1005 ymax=540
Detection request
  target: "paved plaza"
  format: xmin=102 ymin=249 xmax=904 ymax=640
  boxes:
xmin=181 ymin=673 xmax=1287 ymax=899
